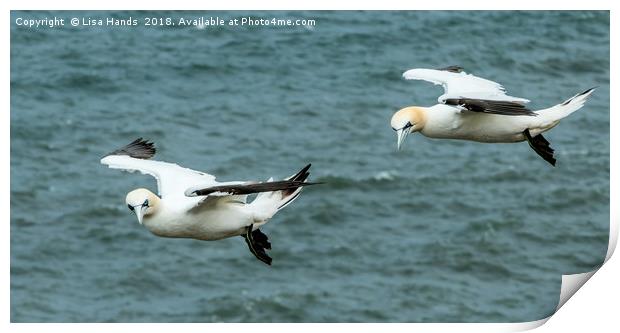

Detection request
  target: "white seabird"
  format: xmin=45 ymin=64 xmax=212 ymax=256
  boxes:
xmin=100 ymin=138 xmax=318 ymax=265
xmin=391 ymin=65 xmax=596 ymax=165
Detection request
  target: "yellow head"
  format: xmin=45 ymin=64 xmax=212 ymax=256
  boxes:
xmin=390 ymin=106 xmax=427 ymax=150
xmin=125 ymin=188 xmax=160 ymax=224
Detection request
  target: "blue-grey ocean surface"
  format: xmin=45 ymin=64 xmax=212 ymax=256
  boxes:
xmin=10 ymin=11 xmax=610 ymax=322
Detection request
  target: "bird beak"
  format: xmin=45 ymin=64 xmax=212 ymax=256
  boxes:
xmin=396 ymin=128 xmax=409 ymax=150
xmin=134 ymin=206 xmax=146 ymax=225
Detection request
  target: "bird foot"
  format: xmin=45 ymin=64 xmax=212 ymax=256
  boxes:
xmin=242 ymin=224 xmax=272 ymax=265
xmin=523 ymin=129 xmax=556 ymax=166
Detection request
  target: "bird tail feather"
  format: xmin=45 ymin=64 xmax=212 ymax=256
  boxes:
xmin=535 ymin=87 xmax=596 ymax=126
xmin=250 ymin=164 xmax=313 ymax=221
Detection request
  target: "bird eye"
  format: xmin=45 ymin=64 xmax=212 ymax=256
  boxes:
xmin=127 ymin=204 xmax=134 ymax=211
xmin=143 ymin=199 xmax=149 ymax=207
xmin=404 ymin=121 xmax=413 ymax=129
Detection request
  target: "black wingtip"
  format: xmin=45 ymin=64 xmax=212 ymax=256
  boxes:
xmin=281 ymin=164 xmax=314 ymax=196
xmin=291 ymin=164 xmax=312 ymax=180
xmin=445 ymin=98 xmax=535 ymax=116
xmin=105 ymin=138 xmax=156 ymax=159
xmin=191 ymin=179 xmax=322 ymax=197
xmin=437 ymin=65 xmax=463 ymax=73
xmin=580 ymin=86 xmax=597 ymax=96
xmin=285 ymin=163 xmax=312 ymax=186
xmin=297 ymin=181 xmax=323 ymax=186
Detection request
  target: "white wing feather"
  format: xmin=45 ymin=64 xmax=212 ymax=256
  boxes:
xmin=100 ymin=155 xmax=217 ymax=197
xmin=402 ymin=68 xmax=530 ymax=104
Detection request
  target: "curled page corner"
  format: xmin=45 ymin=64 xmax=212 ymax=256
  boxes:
xmin=554 ymin=215 xmax=618 ymax=312
xmin=510 ymin=218 xmax=618 ymax=331
xmin=485 ymin=271 xmax=599 ymax=331
xmin=555 ymin=270 xmax=599 ymax=311
xmin=604 ymin=214 xmax=618 ymax=262
xmin=508 ymin=317 xmax=550 ymax=332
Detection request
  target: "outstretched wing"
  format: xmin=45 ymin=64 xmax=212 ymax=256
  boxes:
xmin=185 ymin=163 xmax=315 ymax=197
xmin=186 ymin=164 xmax=316 ymax=213
xmin=100 ymin=138 xmax=217 ymax=197
xmin=443 ymin=98 xmax=536 ymax=116
xmin=186 ymin=180 xmax=318 ymax=197
xmin=403 ymin=66 xmax=534 ymax=116
xmin=186 ymin=185 xmax=249 ymax=214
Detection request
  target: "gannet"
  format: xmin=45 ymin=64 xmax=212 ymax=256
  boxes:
xmin=100 ymin=138 xmax=318 ymax=265
xmin=391 ymin=66 xmax=596 ymax=166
